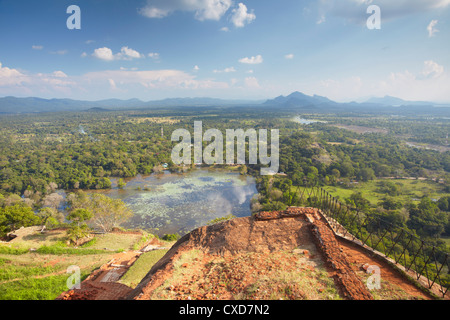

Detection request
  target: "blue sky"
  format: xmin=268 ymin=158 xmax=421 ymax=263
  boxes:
xmin=0 ymin=0 xmax=450 ymax=102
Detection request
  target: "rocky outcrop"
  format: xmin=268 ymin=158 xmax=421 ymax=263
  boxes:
xmin=59 ymin=206 xmax=435 ymax=301
xmin=126 ymin=214 xmax=312 ymax=300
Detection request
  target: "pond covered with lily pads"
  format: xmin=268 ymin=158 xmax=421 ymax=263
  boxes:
xmin=86 ymin=168 xmax=257 ymax=237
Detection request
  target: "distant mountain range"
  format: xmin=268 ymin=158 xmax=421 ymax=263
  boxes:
xmin=364 ymin=95 xmax=437 ymax=107
xmin=264 ymin=92 xmax=449 ymax=108
xmin=0 ymin=92 xmax=448 ymax=114
xmin=0 ymin=96 xmax=262 ymax=113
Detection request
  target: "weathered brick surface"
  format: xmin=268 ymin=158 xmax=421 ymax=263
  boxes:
xmin=59 ymin=207 xmax=433 ymax=300
xmin=306 ymin=211 xmax=374 ymax=300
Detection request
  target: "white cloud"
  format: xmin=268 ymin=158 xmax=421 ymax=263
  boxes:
xmin=213 ymin=67 xmax=236 ymax=73
xmin=230 ymin=3 xmax=256 ymax=28
xmin=0 ymin=62 xmax=234 ymax=99
xmin=193 ymin=65 xmax=200 ymax=71
xmin=427 ymin=20 xmax=439 ymax=37
xmin=285 ymin=54 xmax=294 ymax=60
xmin=93 ymin=47 xmax=115 ymax=61
xmin=220 ymin=27 xmax=229 ymax=32
xmin=379 ymin=61 xmax=448 ymax=101
xmin=308 ymin=60 xmax=450 ymax=102
xmin=118 ymin=46 xmax=143 ymax=60
xmin=140 ymin=6 xmax=169 ymax=18
xmin=85 ymin=40 xmax=95 ymax=44
xmin=83 ymin=69 xmax=229 ymax=92
xmin=139 ymin=0 xmax=232 ymax=21
xmin=52 ymin=71 xmax=68 ymax=78
xmin=32 ymin=45 xmax=43 ymax=50
xmin=244 ymin=76 xmax=260 ymax=88
xmin=148 ymin=52 xmax=160 ymax=59
xmin=0 ymin=62 xmax=29 ymax=86
xmin=108 ymin=79 xmax=118 ymax=90
xmin=81 ymin=52 xmax=88 ymax=58
xmin=239 ymin=55 xmax=263 ymax=64
xmin=0 ymin=62 xmax=76 ymax=96
xmin=421 ymin=60 xmax=444 ymax=79
xmin=92 ymin=47 xmax=144 ymax=61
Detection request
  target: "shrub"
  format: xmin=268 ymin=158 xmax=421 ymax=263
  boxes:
xmin=162 ymin=233 xmax=180 ymax=242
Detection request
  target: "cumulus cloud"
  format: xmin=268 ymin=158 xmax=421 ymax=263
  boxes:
xmin=139 ymin=0 xmax=232 ymax=21
xmin=239 ymin=55 xmax=263 ymax=64
xmin=230 ymin=3 xmax=256 ymax=27
xmin=285 ymin=54 xmax=294 ymax=60
xmin=52 ymin=71 xmax=68 ymax=78
xmin=92 ymin=46 xmax=144 ymax=61
xmin=118 ymin=46 xmax=143 ymax=60
xmin=0 ymin=62 xmax=29 ymax=86
xmin=319 ymin=0 xmax=450 ymax=24
xmin=0 ymin=60 xmax=232 ymax=99
xmin=0 ymin=62 xmax=77 ymax=97
xmin=420 ymin=60 xmax=444 ymax=79
xmin=379 ymin=61 xmax=448 ymax=101
xmin=32 ymin=45 xmax=43 ymax=50
xmin=427 ymin=20 xmax=439 ymax=37
xmin=92 ymin=47 xmax=115 ymax=61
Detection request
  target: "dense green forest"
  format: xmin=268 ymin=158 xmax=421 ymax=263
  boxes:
xmin=0 ymin=107 xmax=449 ymax=248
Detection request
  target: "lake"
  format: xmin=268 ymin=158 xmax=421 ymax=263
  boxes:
xmin=85 ymin=168 xmax=257 ymax=237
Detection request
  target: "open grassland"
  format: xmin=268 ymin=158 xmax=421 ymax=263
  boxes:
xmin=0 ymin=229 xmax=148 ymax=300
xmin=322 ymin=179 xmax=450 ymax=206
xmin=119 ymin=249 xmax=170 ymax=289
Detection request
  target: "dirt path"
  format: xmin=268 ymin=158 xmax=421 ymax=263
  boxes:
xmin=338 ymin=239 xmax=434 ymax=300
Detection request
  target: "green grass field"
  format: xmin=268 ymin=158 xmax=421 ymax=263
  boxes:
xmin=322 ymin=179 xmax=450 ymax=206
xmin=0 ymin=229 xmax=149 ymax=300
xmin=119 ymin=249 xmax=169 ymax=289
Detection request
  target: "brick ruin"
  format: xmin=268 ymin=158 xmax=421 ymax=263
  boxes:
xmin=58 ymin=207 xmax=445 ymax=300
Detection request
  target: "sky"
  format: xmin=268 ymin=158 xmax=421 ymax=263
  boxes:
xmin=0 ymin=0 xmax=450 ymax=102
